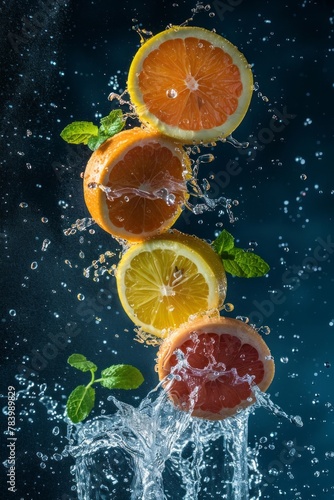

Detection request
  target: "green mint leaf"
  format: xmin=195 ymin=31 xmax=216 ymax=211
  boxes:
xmin=60 ymin=122 xmax=98 ymax=145
xmin=212 ymin=229 xmax=235 ymax=255
xmin=87 ymin=133 xmax=110 ymax=151
xmin=99 ymin=109 xmax=125 ymax=137
xmin=66 ymin=385 xmax=95 ymax=424
xmin=99 ymin=364 xmax=144 ymax=390
xmin=67 ymin=354 xmax=97 ymax=373
xmin=223 ymin=248 xmax=270 ymax=278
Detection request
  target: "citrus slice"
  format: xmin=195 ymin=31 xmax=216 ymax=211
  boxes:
xmin=116 ymin=230 xmax=227 ymax=338
xmin=83 ymin=127 xmax=191 ymax=242
xmin=127 ymin=26 xmax=253 ymax=144
xmin=157 ymin=316 xmax=275 ymax=420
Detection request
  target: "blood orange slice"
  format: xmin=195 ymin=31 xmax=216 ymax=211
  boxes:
xmin=157 ymin=316 xmax=275 ymax=420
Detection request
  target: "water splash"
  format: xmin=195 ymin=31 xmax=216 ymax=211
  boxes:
xmin=68 ymin=383 xmax=251 ymax=500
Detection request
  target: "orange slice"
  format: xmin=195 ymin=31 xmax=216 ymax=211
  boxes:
xmin=127 ymin=26 xmax=253 ymax=144
xmin=157 ymin=316 xmax=275 ymax=420
xmin=116 ymin=230 xmax=227 ymax=338
xmin=83 ymin=127 xmax=191 ymax=242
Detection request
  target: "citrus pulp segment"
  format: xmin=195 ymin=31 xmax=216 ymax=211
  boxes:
xmin=83 ymin=127 xmax=191 ymax=242
xmin=116 ymin=230 xmax=227 ymax=338
xmin=157 ymin=316 xmax=275 ymax=420
xmin=127 ymin=26 xmax=253 ymax=144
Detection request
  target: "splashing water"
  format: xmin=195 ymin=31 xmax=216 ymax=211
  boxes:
xmin=68 ymin=383 xmax=251 ymax=500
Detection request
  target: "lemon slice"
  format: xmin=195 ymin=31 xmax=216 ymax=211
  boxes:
xmin=116 ymin=230 xmax=227 ymax=338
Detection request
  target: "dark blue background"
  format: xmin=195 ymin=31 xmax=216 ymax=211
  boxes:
xmin=1 ymin=0 xmax=334 ymax=498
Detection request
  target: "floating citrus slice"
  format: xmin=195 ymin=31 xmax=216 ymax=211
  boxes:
xmin=127 ymin=26 xmax=253 ymax=144
xmin=116 ymin=230 xmax=227 ymax=338
xmin=83 ymin=127 xmax=191 ymax=242
xmin=157 ymin=316 xmax=275 ymax=420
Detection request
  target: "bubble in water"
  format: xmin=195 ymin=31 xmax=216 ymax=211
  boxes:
xmin=52 ymin=426 xmax=60 ymax=436
xmin=324 ymin=361 xmax=331 ymax=368
xmin=9 ymin=309 xmax=17 ymax=317
xmin=31 ymin=262 xmax=38 ymax=270
xmin=300 ymin=174 xmax=307 ymax=180
xmin=77 ymin=294 xmax=85 ymax=301
xmin=19 ymin=202 xmax=28 ymax=208
xmin=41 ymin=217 xmax=48 ymax=223
xmin=280 ymin=357 xmax=289 ymax=364
xmin=166 ymin=88 xmax=178 ymax=99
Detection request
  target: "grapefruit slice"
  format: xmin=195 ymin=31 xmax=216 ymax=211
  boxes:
xmin=157 ymin=316 xmax=275 ymax=420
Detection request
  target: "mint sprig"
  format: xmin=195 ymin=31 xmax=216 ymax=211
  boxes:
xmin=66 ymin=354 xmax=144 ymax=423
xmin=60 ymin=109 xmax=126 ymax=151
xmin=212 ymin=229 xmax=270 ymax=278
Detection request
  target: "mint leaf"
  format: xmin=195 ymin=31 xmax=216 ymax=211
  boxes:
xmin=99 ymin=110 xmax=125 ymax=136
xmin=212 ymin=229 xmax=235 ymax=255
xmin=66 ymin=385 xmax=95 ymax=423
xmin=67 ymin=354 xmax=97 ymax=373
xmin=212 ymin=229 xmax=270 ymax=278
xmin=223 ymin=248 xmax=270 ymax=278
xmin=60 ymin=122 xmax=98 ymax=145
xmin=87 ymin=133 xmax=110 ymax=151
xmin=99 ymin=364 xmax=144 ymax=390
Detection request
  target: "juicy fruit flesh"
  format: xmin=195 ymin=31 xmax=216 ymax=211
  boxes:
xmin=123 ymin=249 xmax=211 ymax=332
xmin=138 ymin=37 xmax=243 ymax=131
xmin=168 ymin=332 xmax=264 ymax=414
xmin=105 ymin=143 xmax=187 ymax=235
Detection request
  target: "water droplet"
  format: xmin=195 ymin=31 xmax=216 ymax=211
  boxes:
xmin=236 ymin=316 xmax=249 ymax=323
xmin=268 ymin=467 xmax=279 ymax=476
xmin=259 ymin=325 xmax=271 ymax=335
xmin=290 ymin=415 xmax=303 ymax=427
xmin=223 ymin=303 xmax=234 ymax=312
xmin=198 ymin=154 xmax=215 ymax=163
xmin=41 ymin=239 xmax=51 ymax=251
xmin=166 ymin=88 xmax=178 ymax=99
